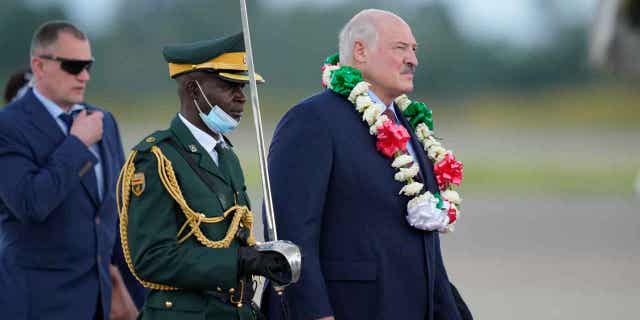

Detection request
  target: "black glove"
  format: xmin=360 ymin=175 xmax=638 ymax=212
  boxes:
xmin=237 ymin=246 xmax=292 ymax=285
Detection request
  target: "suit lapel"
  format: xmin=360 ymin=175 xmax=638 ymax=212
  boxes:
xmin=394 ymin=104 xmax=439 ymax=194
xmin=22 ymin=89 xmax=66 ymax=145
xmin=169 ymin=116 xmax=230 ymax=184
xmin=79 ymin=105 xmax=102 ymax=208
xmin=96 ymin=109 xmax=112 ymax=206
xmin=23 ymin=90 xmax=101 ymax=207
xmin=98 ymin=140 xmax=111 ymax=200
xmin=79 ymin=167 xmax=100 ymax=208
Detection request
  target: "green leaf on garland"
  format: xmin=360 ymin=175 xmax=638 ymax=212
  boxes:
xmin=435 ymin=192 xmax=444 ymax=209
xmin=330 ymin=66 xmax=363 ymax=97
xmin=324 ymin=53 xmax=339 ymax=65
xmin=402 ymin=101 xmax=434 ymax=130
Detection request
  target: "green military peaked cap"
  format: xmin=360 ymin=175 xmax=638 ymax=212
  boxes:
xmin=162 ymin=32 xmax=265 ymax=83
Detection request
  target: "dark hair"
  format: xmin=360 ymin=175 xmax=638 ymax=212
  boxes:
xmin=30 ymin=21 xmax=87 ymax=55
xmin=4 ymin=68 xmax=32 ymax=103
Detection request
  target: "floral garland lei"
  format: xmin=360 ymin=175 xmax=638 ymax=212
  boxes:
xmin=321 ymin=54 xmax=463 ymax=233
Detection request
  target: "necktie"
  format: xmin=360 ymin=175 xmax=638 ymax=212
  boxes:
xmin=215 ymin=143 xmax=239 ymax=188
xmin=214 ymin=143 xmax=230 ymax=172
xmin=383 ymin=107 xmax=424 ymax=183
xmin=59 ymin=110 xmax=81 ymax=132
xmin=382 ymin=108 xmax=397 ymax=124
xmin=59 ymin=110 xmax=101 ymax=203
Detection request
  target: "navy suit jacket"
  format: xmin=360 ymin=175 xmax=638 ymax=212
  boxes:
xmin=263 ymin=90 xmax=466 ymax=320
xmin=0 ymin=89 xmax=145 ymax=319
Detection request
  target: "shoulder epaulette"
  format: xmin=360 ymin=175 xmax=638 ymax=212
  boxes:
xmin=133 ymin=130 xmax=172 ymax=151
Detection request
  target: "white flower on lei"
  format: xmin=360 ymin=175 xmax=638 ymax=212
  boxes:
xmin=415 ymin=123 xmax=432 ymax=141
xmin=394 ymin=163 xmax=420 ymax=182
xmin=355 ymin=95 xmax=374 ymax=113
xmin=422 ymin=136 xmax=441 ymax=150
xmin=369 ymin=114 xmax=389 ymax=135
xmin=406 ymin=192 xmax=449 ymax=231
xmin=441 ymin=189 xmax=462 ymax=205
xmin=349 ymin=82 xmax=370 ymax=103
xmin=398 ymin=181 xmax=423 ymax=196
xmin=391 ymin=154 xmax=414 ymax=168
xmin=428 ymin=146 xmax=448 ymax=162
xmin=394 ymin=94 xmax=411 ymax=112
xmin=362 ymin=104 xmax=383 ymax=126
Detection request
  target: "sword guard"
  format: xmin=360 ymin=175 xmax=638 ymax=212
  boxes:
xmin=254 ymin=240 xmax=302 ymax=290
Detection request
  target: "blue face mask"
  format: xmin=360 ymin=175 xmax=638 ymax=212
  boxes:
xmin=193 ymin=80 xmax=239 ymax=134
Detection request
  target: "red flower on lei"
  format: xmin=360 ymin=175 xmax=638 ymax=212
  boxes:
xmin=447 ymin=207 xmax=457 ymax=224
xmin=375 ymin=120 xmax=410 ymax=158
xmin=321 ymin=64 xmax=330 ymax=87
xmin=433 ymin=152 xmax=463 ymax=190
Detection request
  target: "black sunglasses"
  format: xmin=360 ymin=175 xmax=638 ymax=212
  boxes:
xmin=39 ymin=55 xmax=94 ymax=75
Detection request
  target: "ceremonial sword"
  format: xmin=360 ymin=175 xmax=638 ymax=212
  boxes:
xmin=239 ymin=0 xmax=301 ymax=291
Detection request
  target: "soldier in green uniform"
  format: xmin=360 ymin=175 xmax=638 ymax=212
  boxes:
xmin=117 ymin=33 xmax=289 ymax=320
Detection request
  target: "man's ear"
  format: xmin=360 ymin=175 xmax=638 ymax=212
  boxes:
xmin=185 ymin=79 xmax=199 ymax=99
xmin=30 ymin=56 xmax=45 ymax=79
xmin=352 ymin=40 xmax=368 ymax=64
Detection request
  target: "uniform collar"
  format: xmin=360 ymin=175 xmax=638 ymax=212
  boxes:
xmin=177 ymin=113 xmax=224 ymax=153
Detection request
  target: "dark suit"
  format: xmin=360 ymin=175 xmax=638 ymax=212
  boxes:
xmin=263 ymin=90 xmax=469 ymax=320
xmin=0 ymin=89 xmax=144 ymax=319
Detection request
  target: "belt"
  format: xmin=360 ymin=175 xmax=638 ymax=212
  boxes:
xmin=205 ymin=279 xmax=255 ymax=308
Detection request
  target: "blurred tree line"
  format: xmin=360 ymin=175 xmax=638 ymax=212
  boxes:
xmin=1 ymin=0 xmax=594 ymax=101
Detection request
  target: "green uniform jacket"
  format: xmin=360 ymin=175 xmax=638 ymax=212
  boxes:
xmin=123 ymin=115 xmax=257 ymax=320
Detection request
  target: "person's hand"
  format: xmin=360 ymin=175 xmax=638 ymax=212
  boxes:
xmin=109 ymin=265 xmax=138 ymax=320
xmin=317 ymin=317 xmax=335 ymax=320
xmin=237 ymin=246 xmax=292 ymax=285
xmin=70 ymin=110 xmax=103 ymax=147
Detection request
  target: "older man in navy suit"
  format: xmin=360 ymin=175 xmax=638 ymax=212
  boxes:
xmin=0 ymin=21 xmax=143 ymax=319
xmin=263 ymin=9 xmax=472 ymax=320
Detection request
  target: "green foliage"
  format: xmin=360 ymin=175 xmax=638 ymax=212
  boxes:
xmin=462 ymin=160 xmax=639 ymax=196
xmin=0 ymin=0 xmax=66 ymax=77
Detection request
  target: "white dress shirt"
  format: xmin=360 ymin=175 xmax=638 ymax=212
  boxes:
xmin=178 ymin=113 xmax=225 ymax=166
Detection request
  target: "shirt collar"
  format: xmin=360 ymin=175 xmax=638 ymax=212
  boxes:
xmin=368 ymin=89 xmax=395 ymax=113
xmin=32 ymin=87 xmax=84 ymax=119
xmin=178 ymin=113 xmax=223 ymax=153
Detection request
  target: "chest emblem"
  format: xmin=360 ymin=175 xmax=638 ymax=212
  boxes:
xmin=131 ymin=172 xmax=146 ymax=197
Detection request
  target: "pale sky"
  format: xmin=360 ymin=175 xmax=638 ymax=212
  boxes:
xmin=266 ymin=0 xmax=599 ymax=48
xmin=28 ymin=0 xmax=600 ymax=49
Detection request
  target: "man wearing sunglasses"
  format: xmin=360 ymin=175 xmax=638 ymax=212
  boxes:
xmin=0 ymin=21 xmax=144 ymax=320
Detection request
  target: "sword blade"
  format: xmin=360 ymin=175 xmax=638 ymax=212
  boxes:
xmin=239 ymin=0 xmax=278 ymax=241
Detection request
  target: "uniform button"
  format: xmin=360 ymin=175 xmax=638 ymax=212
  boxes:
xmin=229 ymin=288 xmax=235 ymax=294
xmin=216 ymin=287 xmax=222 ymax=292
xmin=95 ymin=216 xmax=101 ymax=225
xmin=164 ymin=301 xmax=173 ymax=309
